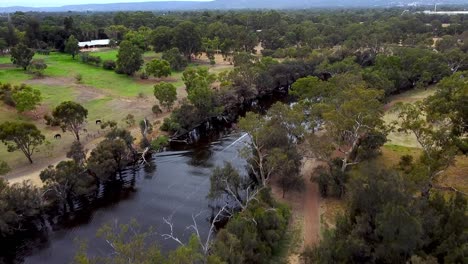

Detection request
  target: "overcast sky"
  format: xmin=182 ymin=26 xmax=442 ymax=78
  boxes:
xmin=1 ymin=0 xmax=211 ymax=7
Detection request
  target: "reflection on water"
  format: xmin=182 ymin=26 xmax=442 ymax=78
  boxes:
xmin=19 ymin=132 xmax=248 ymax=264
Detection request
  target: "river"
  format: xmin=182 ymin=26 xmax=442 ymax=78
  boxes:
xmin=18 ymin=132 xmax=248 ymax=263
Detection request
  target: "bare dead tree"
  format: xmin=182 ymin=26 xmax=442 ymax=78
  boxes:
xmin=161 ymin=203 xmax=231 ymax=256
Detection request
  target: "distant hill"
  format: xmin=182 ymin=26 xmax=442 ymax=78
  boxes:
xmin=1 ymin=0 xmax=468 ymax=13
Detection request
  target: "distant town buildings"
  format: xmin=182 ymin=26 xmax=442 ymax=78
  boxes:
xmin=422 ymin=10 xmax=468 ymax=15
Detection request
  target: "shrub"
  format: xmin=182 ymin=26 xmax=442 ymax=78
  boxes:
xmin=150 ymin=135 xmax=169 ymax=151
xmin=75 ymin=74 xmax=83 ymax=84
xmin=139 ymin=70 xmax=149 ymax=80
xmin=0 ymin=83 xmax=15 ymax=107
xmin=88 ymin=55 xmax=102 ymax=66
xmin=36 ymin=49 xmax=50 ymax=55
xmin=28 ymin=60 xmax=47 ymax=77
xmin=261 ymin=49 xmax=275 ymax=57
xmin=123 ymin=114 xmax=135 ymax=127
xmin=80 ymin=53 xmax=90 ymax=63
xmin=102 ymin=60 xmax=116 ymax=70
xmin=161 ymin=117 xmax=180 ymax=132
xmin=152 ymin=104 xmax=162 ymax=115
xmin=80 ymin=53 xmax=102 ymax=66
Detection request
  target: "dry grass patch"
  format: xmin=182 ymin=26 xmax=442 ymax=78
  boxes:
xmin=320 ymin=198 xmax=345 ymax=230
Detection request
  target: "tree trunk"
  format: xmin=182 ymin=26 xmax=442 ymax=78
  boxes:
xmin=26 ymin=154 xmax=33 ymax=164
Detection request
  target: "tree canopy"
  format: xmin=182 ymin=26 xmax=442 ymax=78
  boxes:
xmin=10 ymin=43 xmax=34 ymax=70
xmin=51 ymin=101 xmax=88 ymax=142
xmin=116 ymin=40 xmax=144 ymax=75
xmin=153 ymin=82 xmax=177 ymax=110
xmin=0 ymin=122 xmax=44 ymax=164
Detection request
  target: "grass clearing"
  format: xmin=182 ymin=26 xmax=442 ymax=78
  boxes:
xmin=375 ymin=86 xmax=467 ymax=196
xmin=383 ymin=87 xmax=436 ymax=148
xmin=0 ymin=49 xmax=233 ymax=180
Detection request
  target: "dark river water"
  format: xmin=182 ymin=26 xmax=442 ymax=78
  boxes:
xmin=21 ymin=132 xmax=248 ymax=263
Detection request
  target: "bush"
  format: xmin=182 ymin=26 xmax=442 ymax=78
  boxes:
xmin=261 ymin=49 xmax=275 ymax=57
xmin=150 ymin=135 xmax=169 ymax=151
xmin=80 ymin=53 xmax=90 ymax=63
xmin=272 ymin=49 xmax=287 ymax=58
xmin=0 ymin=83 xmax=15 ymax=107
xmin=75 ymin=74 xmax=83 ymax=83
xmin=80 ymin=53 xmax=102 ymax=66
xmin=161 ymin=117 xmax=180 ymax=132
xmin=102 ymin=60 xmax=116 ymax=70
xmin=28 ymin=60 xmax=47 ymax=77
xmin=123 ymin=114 xmax=135 ymax=127
xmin=212 ymin=189 xmax=291 ymax=264
xmin=88 ymin=55 xmax=102 ymax=66
xmin=152 ymin=104 xmax=162 ymax=115
xmin=139 ymin=70 xmax=148 ymax=80
xmin=36 ymin=49 xmax=50 ymax=55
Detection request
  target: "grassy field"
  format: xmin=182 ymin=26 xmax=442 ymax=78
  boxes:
xmin=0 ymin=48 xmax=226 ymax=179
xmin=379 ymin=87 xmax=468 ymax=193
xmin=383 ymin=87 xmax=436 ymax=148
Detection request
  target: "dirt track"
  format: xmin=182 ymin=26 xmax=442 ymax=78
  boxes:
xmin=272 ymin=158 xmax=322 ymax=262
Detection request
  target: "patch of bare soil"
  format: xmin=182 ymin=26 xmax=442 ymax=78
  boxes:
xmin=0 ymin=63 xmax=14 ymax=69
xmin=25 ymin=76 xmax=73 ymax=86
xmin=135 ymin=76 xmax=179 ymax=85
xmin=320 ymin=198 xmax=345 ymax=230
xmin=25 ymin=76 xmax=110 ymax=103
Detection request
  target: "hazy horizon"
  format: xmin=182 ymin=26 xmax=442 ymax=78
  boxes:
xmin=0 ymin=0 xmax=212 ymax=8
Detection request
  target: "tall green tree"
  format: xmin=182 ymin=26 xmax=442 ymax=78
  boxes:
xmin=0 ymin=180 xmax=43 ymax=235
xmin=64 ymin=35 xmax=79 ymax=59
xmin=182 ymin=67 xmax=216 ymax=92
xmin=151 ymin=26 xmax=173 ymax=52
xmin=40 ymin=160 xmax=94 ymax=213
xmin=145 ymin=59 xmax=171 ymax=78
xmin=396 ymin=102 xmax=459 ymax=198
xmin=173 ymin=21 xmax=201 ymax=61
xmin=10 ymin=43 xmax=34 ymax=70
xmin=87 ymin=138 xmax=133 ymax=182
xmin=321 ymin=84 xmax=385 ymax=173
xmin=52 ymin=101 xmax=88 ymax=142
xmin=153 ymin=82 xmax=177 ymax=110
xmin=116 ymin=40 xmax=144 ymax=75
xmin=0 ymin=122 xmax=44 ymax=164
xmin=162 ymin=48 xmax=188 ymax=71
xmin=425 ymin=72 xmax=468 ymax=153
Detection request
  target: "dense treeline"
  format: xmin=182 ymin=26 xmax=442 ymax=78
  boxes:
xmin=2 ymin=9 xmax=468 ymax=52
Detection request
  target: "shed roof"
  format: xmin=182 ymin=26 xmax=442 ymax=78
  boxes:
xmin=78 ymin=39 xmax=110 ymax=48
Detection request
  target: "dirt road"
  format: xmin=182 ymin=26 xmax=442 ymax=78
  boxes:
xmin=271 ymin=158 xmax=322 ymax=262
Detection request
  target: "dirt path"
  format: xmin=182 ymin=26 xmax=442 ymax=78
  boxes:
xmin=271 ymin=158 xmax=322 ymax=262
xmin=302 ymin=159 xmax=321 ymax=247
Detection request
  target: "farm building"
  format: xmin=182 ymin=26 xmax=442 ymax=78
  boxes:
xmin=78 ymin=39 xmax=110 ymax=49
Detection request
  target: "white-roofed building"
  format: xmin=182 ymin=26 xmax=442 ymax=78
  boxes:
xmin=78 ymin=39 xmax=110 ymax=49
